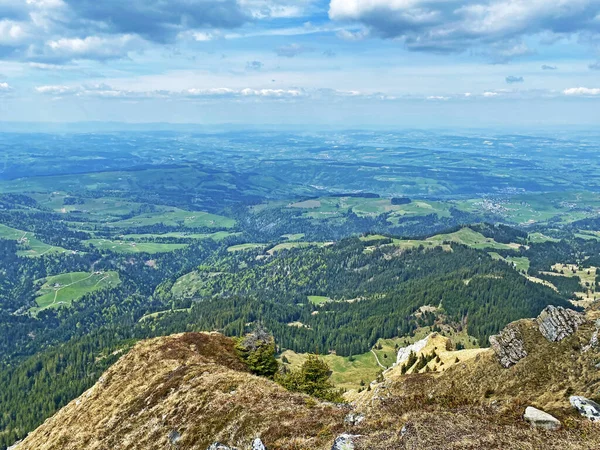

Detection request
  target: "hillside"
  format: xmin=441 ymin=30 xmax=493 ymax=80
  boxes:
xmin=16 ymin=309 xmax=600 ymax=450
xmin=13 ymin=333 xmax=347 ymax=450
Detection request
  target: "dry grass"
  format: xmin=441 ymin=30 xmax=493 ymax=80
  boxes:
xmin=351 ymin=310 xmax=600 ymax=449
xmin=15 ymin=333 xmax=347 ymax=450
xmin=16 ymin=316 xmax=600 ymax=450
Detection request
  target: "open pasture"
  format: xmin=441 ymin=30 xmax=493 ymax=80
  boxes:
xmin=0 ymin=224 xmax=70 ymax=257
xmin=362 ymin=228 xmax=521 ymax=252
xmin=86 ymin=238 xmax=187 ymax=254
xmin=108 ymin=208 xmax=235 ymax=229
xmin=122 ymin=231 xmax=239 ymax=241
xmin=288 ymin=196 xmax=453 ymax=221
xmin=227 ymin=243 xmax=266 ymax=252
xmin=33 ymin=271 xmax=120 ymax=313
xmin=267 ymin=241 xmax=332 ymax=255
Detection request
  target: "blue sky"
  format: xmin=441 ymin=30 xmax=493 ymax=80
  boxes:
xmin=0 ymin=0 xmax=599 ymax=127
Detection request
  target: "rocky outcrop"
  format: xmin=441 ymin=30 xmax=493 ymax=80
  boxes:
xmin=570 ymin=396 xmax=600 ymax=422
xmin=537 ymin=306 xmax=586 ymax=342
xmin=489 ymin=324 xmax=527 ymax=368
xmin=524 ymin=406 xmax=561 ymax=430
xmin=583 ymin=319 xmax=600 ymax=352
xmin=252 ymin=438 xmax=266 ymax=450
xmin=331 ymin=434 xmax=359 ymax=450
xmin=395 ymin=336 xmax=429 ymax=367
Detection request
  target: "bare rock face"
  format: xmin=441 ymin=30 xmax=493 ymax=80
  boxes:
xmin=570 ymin=396 xmax=600 ymax=422
xmin=489 ymin=324 xmax=527 ymax=368
xmin=252 ymin=438 xmax=266 ymax=450
xmin=524 ymin=406 xmax=561 ymax=430
xmin=537 ymin=306 xmax=586 ymax=342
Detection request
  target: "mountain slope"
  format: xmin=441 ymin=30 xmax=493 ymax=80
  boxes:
xmin=14 ymin=333 xmax=346 ymax=450
xmin=16 ymin=307 xmax=600 ymax=450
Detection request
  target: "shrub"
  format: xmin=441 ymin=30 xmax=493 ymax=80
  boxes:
xmin=236 ymin=326 xmax=279 ymax=379
xmin=276 ymin=354 xmax=344 ymax=403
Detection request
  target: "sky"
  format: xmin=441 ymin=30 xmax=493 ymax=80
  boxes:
xmin=0 ymin=0 xmax=599 ymax=127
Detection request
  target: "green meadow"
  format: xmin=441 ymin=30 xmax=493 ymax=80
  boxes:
xmin=33 ymin=271 xmax=120 ymax=313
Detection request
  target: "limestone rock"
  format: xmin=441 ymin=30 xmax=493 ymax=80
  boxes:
xmin=344 ymin=412 xmax=365 ymax=426
xmin=570 ymin=396 xmax=600 ymax=422
xmin=332 ymin=434 xmax=359 ymax=450
xmin=489 ymin=324 xmax=527 ymax=368
xmin=252 ymin=438 xmax=266 ymax=450
xmin=583 ymin=330 xmax=598 ymax=352
xmin=537 ymin=306 xmax=586 ymax=342
xmin=207 ymin=444 xmax=236 ymax=450
xmin=523 ymin=406 xmax=561 ymax=430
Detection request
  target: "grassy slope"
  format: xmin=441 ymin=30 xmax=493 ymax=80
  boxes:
xmin=33 ymin=271 xmax=120 ymax=312
xmin=15 ymin=333 xmax=347 ymax=450
xmin=85 ymin=239 xmax=187 ymax=254
xmin=362 ymin=227 xmax=521 ymax=251
xmin=0 ymin=224 xmax=70 ymax=257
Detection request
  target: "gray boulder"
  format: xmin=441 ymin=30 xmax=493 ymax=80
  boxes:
xmin=523 ymin=406 xmax=561 ymax=430
xmin=252 ymin=438 xmax=266 ymax=450
xmin=570 ymin=396 xmax=600 ymax=422
xmin=332 ymin=434 xmax=359 ymax=450
xmin=537 ymin=306 xmax=586 ymax=342
xmin=489 ymin=324 xmax=527 ymax=368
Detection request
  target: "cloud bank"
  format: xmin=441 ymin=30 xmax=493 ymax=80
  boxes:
xmin=329 ymin=0 xmax=600 ymax=55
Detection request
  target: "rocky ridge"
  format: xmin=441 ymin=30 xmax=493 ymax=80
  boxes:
xmin=14 ymin=305 xmax=600 ymax=450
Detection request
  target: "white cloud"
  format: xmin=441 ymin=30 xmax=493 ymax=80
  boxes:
xmin=34 ymin=84 xmax=309 ymax=100
xmin=0 ymin=20 xmax=27 ymax=44
xmin=336 ymin=28 xmax=369 ymax=41
xmin=564 ymin=87 xmax=600 ymax=96
xmin=35 ymin=84 xmax=77 ymax=95
xmin=42 ymin=35 xmax=142 ymax=61
xmin=239 ymin=0 xmax=320 ymax=19
xmin=329 ymin=0 xmax=600 ymax=55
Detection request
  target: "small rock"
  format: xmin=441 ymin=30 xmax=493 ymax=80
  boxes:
xmin=523 ymin=406 xmax=561 ymax=430
xmin=344 ymin=413 xmax=365 ymax=426
xmin=570 ymin=396 xmax=600 ymax=422
xmin=489 ymin=324 xmax=527 ymax=368
xmin=332 ymin=434 xmax=359 ymax=450
xmin=583 ymin=330 xmax=599 ymax=352
xmin=168 ymin=430 xmax=182 ymax=444
xmin=252 ymin=438 xmax=266 ymax=450
xmin=400 ymin=423 xmax=414 ymax=437
xmin=207 ymin=444 xmax=236 ymax=450
xmin=537 ymin=306 xmax=586 ymax=342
